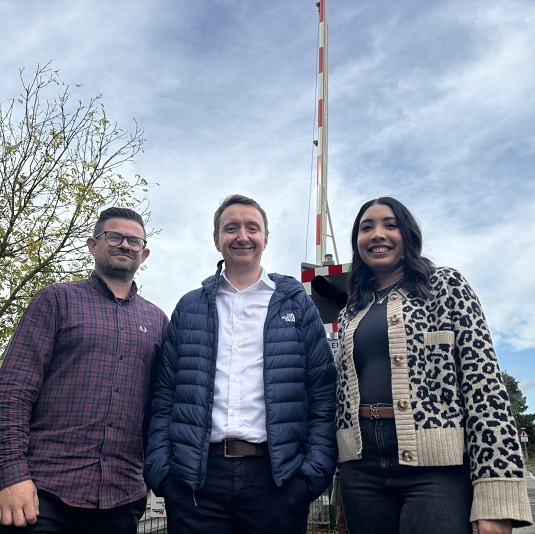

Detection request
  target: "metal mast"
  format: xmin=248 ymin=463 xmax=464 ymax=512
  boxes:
xmin=315 ymin=0 xmax=338 ymax=266
xmin=303 ymin=1 xmax=348 ymax=344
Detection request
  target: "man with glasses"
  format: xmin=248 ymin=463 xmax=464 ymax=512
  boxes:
xmin=0 ymin=208 xmax=168 ymax=533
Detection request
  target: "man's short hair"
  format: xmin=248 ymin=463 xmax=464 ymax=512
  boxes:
xmin=213 ymin=194 xmax=269 ymax=237
xmin=94 ymin=207 xmax=146 ymax=238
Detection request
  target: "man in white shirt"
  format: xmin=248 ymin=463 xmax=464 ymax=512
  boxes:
xmin=144 ymin=194 xmax=337 ymax=534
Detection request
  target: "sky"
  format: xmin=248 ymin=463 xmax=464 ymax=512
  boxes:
xmin=1 ymin=0 xmax=534 ymax=411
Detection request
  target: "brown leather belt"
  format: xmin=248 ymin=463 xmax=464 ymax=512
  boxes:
xmin=209 ymin=439 xmax=269 ymax=458
xmin=359 ymin=405 xmax=395 ymax=419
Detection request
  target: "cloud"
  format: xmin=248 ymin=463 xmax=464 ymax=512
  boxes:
xmin=520 ymin=380 xmax=535 ymax=393
xmin=1 ymin=0 xmax=535 ymax=405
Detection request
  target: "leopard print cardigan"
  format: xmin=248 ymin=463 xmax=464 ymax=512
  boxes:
xmin=333 ymin=266 xmax=531 ymax=526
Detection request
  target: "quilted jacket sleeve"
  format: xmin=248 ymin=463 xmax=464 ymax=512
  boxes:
xmin=143 ymin=305 xmax=181 ymax=493
xmin=299 ymin=292 xmax=338 ymax=498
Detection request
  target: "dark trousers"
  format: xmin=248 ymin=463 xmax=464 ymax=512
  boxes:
xmin=0 ymin=490 xmax=147 ymax=534
xmin=340 ymin=418 xmax=473 ymax=534
xmin=162 ymin=454 xmax=311 ymax=534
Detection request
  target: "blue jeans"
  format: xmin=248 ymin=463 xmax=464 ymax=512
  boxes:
xmin=162 ymin=454 xmax=311 ymax=534
xmin=340 ymin=418 xmax=473 ymax=534
xmin=0 ymin=490 xmax=146 ymax=534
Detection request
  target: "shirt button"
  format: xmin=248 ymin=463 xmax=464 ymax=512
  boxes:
xmin=108 ymin=422 xmax=114 ymax=427
xmin=119 ymin=355 xmax=124 ymax=360
xmin=397 ymin=399 xmax=409 ymax=410
xmin=401 ymin=450 xmax=413 ymax=461
xmin=231 ymin=376 xmax=238 ymax=382
xmin=229 ymin=410 xmax=236 ymax=417
xmin=393 ymin=354 xmax=404 ymax=365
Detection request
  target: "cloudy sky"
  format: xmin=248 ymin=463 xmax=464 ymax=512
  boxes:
xmin=1 ymin=0 xmax=534 ymax=411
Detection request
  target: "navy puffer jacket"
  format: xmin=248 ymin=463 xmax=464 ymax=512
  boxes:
xmin=144 ymin=263 xmax=337 ymax=499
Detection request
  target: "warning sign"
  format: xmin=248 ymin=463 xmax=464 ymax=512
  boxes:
xmin=520 ymin=431 xmax=529 ymax=443
xmin=150 ymin=492 xmax=166 ymax=518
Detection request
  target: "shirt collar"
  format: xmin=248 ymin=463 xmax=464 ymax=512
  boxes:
xmin=220 ymin=267 xmax=276 ymax=293
xmin=88 ymin=271 xmax=138 ymax=301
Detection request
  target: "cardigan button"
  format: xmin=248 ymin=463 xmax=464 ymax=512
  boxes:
xmin=393 ymin=354 xmax=404 ymax=365
xmin=390 ymin=293 xmax=399 ymax=301
xmin=390 ymin=314 xmax=400 ymax=324
xmin=401 ymin=450 xmax=413 ymax=461
xmin=397 ymin=399 xmax=409 ymax=410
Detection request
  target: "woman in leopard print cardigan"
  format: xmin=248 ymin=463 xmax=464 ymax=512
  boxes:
xmin=334 ymin=197 xmax=531 ymax=534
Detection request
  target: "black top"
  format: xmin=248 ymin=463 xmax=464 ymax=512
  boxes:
xmin=352 ymin=286 xmax=394 ymax=405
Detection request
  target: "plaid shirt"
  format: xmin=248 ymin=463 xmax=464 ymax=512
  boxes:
xmin=0 ymin=272 xmax=168 ymax=509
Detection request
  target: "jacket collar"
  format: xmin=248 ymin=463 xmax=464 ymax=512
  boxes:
xmin=202 ymin=261 xmax=303 ymax=306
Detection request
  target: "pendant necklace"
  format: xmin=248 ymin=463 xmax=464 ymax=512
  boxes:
xmin=374 ymin=280 xmax=403 ymax=305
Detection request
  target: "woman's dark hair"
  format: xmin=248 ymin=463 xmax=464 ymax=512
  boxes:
xmin=346 ymin=197 xmax=434 ymax=313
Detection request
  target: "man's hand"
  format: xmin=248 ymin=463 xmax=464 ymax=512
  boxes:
xmin=0 ymin=480 xmax=39 ymax=526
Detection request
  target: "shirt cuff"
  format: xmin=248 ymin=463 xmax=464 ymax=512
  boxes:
xmin=0 ymin=460 xmax=31 ymax=491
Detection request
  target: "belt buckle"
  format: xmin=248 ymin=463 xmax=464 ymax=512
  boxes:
xmin=224 ymin=439 xmax=245 ymax=458
xmin=370 ymin=405 xmax=380 ymax=419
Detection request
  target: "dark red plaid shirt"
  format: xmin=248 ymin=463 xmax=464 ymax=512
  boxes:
xmin=0 ymin=272 xmax=168 ymax=508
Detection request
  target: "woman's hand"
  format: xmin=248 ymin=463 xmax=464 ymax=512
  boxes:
xmin=471 ymin=519 xmax=512 ymax=534
xmin=337 ymin=506 xmax=349 ymax=534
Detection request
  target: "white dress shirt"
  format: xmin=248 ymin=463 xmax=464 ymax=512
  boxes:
xmin=211 ymin=268 xmax=276 ymax=443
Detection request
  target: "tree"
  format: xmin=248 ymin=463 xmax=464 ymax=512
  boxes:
xmin=0 ymin=63 xmax=151 ymax=355
xmin=502 ymin=371 xmax=535 ymax=458
xmin=503 ymin=371 xmax=529 ymax=419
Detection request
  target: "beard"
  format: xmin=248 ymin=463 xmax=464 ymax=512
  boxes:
xmin=97 ymin=255 xmax=139 ymax=282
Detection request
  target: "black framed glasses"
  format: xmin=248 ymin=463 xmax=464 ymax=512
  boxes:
xmin=95 ymin=231 xmax=147 ymax=251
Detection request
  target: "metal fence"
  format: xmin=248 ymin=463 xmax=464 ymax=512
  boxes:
xmin=137 ymin=489 xmax=335 ymax=533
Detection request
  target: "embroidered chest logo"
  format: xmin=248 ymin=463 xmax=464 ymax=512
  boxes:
xmin=281 ymin=313 xmax=295 ymax=323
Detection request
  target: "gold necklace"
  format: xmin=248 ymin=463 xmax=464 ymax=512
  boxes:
xmin=374 ymin=280 xmax=403 ymax=305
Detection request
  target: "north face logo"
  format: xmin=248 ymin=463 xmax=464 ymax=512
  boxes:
xmin=281 ymin=313 xmax=295 ymax=322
